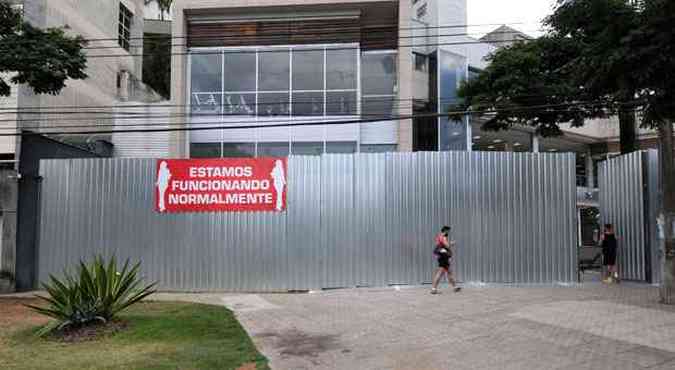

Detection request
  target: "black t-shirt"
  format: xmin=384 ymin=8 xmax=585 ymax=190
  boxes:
xmin=602 ymin=233 xmax=617 ymax=252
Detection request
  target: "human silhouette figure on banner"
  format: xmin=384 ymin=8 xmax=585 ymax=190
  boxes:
xmin=271 ymin=160 xmax=286 ymax=211
xmin=156 ymin=161 xmax=172 ymax=212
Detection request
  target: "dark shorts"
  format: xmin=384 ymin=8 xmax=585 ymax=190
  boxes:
xmin=437 ymin=258 xmax=450 ymax=270
xmin=603 ymin=248 xmax=617 ymax=266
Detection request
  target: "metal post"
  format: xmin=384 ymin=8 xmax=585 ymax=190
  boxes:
xmin=531 ymin=134 xmax=540 ymax=153
xmin=586 ymin=151 xmax=595 ymax=188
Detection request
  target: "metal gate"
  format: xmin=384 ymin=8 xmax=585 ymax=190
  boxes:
xmin=598 ymin=150 xmax=661 ymax=283
xmin=37 ymin=152 xmax=578 ymax=291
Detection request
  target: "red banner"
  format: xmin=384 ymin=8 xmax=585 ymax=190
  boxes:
xmin=155 ymin=158 xmax=287 ymax=213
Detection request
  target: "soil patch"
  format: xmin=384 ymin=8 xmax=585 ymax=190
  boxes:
xmin=49 ymin=319 xmax=130 ymax=343
xmin=236 ymin=363 xmax=257 ymax=370
xmin=0 ymin=298 xmax=49 ymax=330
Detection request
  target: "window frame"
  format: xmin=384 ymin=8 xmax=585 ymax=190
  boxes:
xmin=413 ymin=52 xmax=428 ymax=72
xmin=118 ymin=3 xmax=133 ymax=51
xmin=187 ymin=44 xmax=402 ymax=158
xmin=188 ymin=43 xmax=361 ymax=121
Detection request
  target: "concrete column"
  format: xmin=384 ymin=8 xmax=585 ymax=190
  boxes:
xmin=118 ymin=71 xmax=130 ymax=101
xmin=530 ymin=134 xmax=540 ymax=153
xmin=170 ymin=5 xmax=188 ymax=158
xmin=397 ymin=0 xmax=413 ymax=152
xmin=585 ymin=151 xmax=595 ymax=188
xmin=466 ymin=117 xmax=473 ymax=152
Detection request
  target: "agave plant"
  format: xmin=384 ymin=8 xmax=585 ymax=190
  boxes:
xmin=27 ymin=256 xmax=157 ymax=336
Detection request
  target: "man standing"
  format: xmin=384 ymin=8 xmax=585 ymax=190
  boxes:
xmin=601 ymin=224 xmax=619 ymax=283
xmin=431 ymin=226 xmax=461 ymax=294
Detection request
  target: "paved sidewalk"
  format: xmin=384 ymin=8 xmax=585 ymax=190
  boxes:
xmin=151 ymin=283 xmax=675 ymax=370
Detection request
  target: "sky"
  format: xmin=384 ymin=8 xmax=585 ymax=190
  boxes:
xmin=467 ymin=0 xmax=558 ymax=38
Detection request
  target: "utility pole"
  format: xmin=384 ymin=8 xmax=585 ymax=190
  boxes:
xmin=659 ymin=122 xmax=675 ymax=303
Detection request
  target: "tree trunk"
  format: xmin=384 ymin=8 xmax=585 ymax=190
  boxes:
xmin=618 ymin=108 xmax=638 ymax=154
xmin=659 ymin=122 xmax=675 ymax=304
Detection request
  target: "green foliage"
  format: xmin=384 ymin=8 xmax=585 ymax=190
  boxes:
xmin=26 ymin=256 xmax=156 ymax=336
xmin=142 ymin=33 xmax=171 ymax=99
xmin=145 ymin=0 xmax=173 ymax=20
xmin=545 ymin=0 xmax=639 ymax=100
xmin=623 ymin=0 xmax=675 ymax=127
xmin=456 ymin=36 xmax=604 ymax=136
xmin=0 ymin=1 xmax=87 ymax=96
xmin=3 ymin=302 xmax=269 ymax=370
xmin=457 ymin=0 xmax=642 ymax=141
xmin=0 ymin=269 xmax=15 ymax=282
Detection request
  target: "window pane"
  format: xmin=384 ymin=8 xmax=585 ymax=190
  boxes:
xmin=292 ymin=92 xmax=324 ymax=116
xmin=259 ymin=49 xmax=290 ymax=91
xmin=190 ymin=143 xmax=221 ymax=158
xmin=439 ymin=118 xmax=467 ymax=151
xmin=258 ymin=142 xmax=289 ymax=157
xmin=224 ymin=53 xmax=256 ymax=91
xmin=362 ymin=52 xmax=397 ymax=95
xmin=191 ymin=92 xmax=221 ymax=114
xmin=414 ymin=53 xmax=427 ymax=72
xmin=222 ymin=143 xmax=255 ymax=157
xmin=362 ymin=96 xmax=395 ymax=119
xmin=223 ymin=93 xmax=255 ymax=115
xmin=326 ymin=92 xmax=357 ymax=115
xmin=326 ymin=49 xmax=357 ymax=90
xmin=292 ymin=142 xmax=324 ymax=156
xmin=326 ymin=141 xmax=356 ymax=153
xmin=292 ymin=49 xmax=323 ymax=90
xmin=360 ymin=144 xmax=397 ymax=153
xmin=259 ymin=93 xmax=289 ymax=116
xmin=191 ymin=53 xmax=222 ymax=92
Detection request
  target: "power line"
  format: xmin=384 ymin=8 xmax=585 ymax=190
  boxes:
xmin=0 ymin=97 xmax=464 ymax=120
xmin=78 ymin=28 xmax=544 ymax=51
xmin=0 ymin=101 xmax=629 ymax=136
xmin=76 ymin=21 xmax=536 ymax=44
xmin=0 ymin=91 xmax=618 ymax=113
xmin=71 ymin=38 xmax=532 ymax=59
xmin=0 ymin=99 xmax=615 ymax=127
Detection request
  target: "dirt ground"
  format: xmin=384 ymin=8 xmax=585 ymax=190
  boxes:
xmin=0 ymin=298 xmax=49 ymax=331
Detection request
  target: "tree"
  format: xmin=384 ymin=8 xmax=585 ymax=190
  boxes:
xmin=456 ymin=36 xmax=608 ymax=138
xmin=623 ymin=0 xmax=675 ymax=303
xmin=145 ymin=0 xmax=173 ymax=21
xmin=0 ymin=1 xmax=87 ymax=97
xmin=461 ymin=0 xmax=675 ymax=303
xmin=546 ymin=0 xmax=640 ymax=153
xmin=458 ymin=0 xmax=640 ymax=154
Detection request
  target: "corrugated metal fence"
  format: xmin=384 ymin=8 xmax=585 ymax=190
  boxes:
xmin=38 ymin=152 xmax=577 ymax=291
xmin=598 ymin=150 xmax=660 ymax=283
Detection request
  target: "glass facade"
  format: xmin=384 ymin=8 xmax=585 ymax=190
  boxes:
xmin=188 ymin=44 xmax=398 ymax=157
xmin=438 ymin=50 xmax=468 ymax=151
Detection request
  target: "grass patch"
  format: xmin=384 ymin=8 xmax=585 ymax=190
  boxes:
xmin=0 ymin=300 xmax=268 ymax=370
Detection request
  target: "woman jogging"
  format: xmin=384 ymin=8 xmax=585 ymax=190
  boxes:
xmin=431 ymin=226 xmax=461 ymax=294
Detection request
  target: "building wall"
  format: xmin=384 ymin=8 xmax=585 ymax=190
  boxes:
xmin=0 ymin=169 xmax=18 ymax=282
xmin=17 ymin=0 xmax=145 ymax=140
xmin=0 ymin=73 xmax=18 ymax=156
xmin=111 ymin=103 xmax=171 ymax=157
xmin=170 ymin=0 xmax=420 ymax=157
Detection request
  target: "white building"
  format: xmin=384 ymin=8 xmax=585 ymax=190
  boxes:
xmin=0 ymin=0 xmax=148 ymax=159
xmin=163 ymin=0 xmax=497 ymax=158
